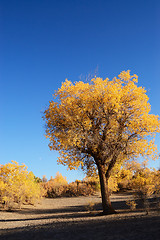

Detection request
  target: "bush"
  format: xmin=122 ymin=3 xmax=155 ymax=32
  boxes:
xmin=66 ymin=182 xmax=95 ymax=197
xmin=42 ymin=181 xmax=67 ymax=198
xmin=42 ymin=181 xmax=96 ymax=198
xmin=41 ymin=173 xmax=98 ymax=198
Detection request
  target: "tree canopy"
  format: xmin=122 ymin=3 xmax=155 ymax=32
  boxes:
xmin=43 ymin=70 xmax=160 ymax=214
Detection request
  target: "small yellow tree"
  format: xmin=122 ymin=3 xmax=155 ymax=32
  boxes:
xmin=116 ymin=161 xmax=142 ymax=190
xmin=53 ymin=171 xmax=68 ymax=185
xmin=43 ymin=70 xmax=160 ymax=214
xmin=131 ymin=165 xmax=159 ymax=208
xmin=0 ymin=161 xmax=42 ymax=209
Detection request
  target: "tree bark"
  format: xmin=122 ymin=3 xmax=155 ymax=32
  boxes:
xmin=97 ymin=164 xmax=116 ymax=215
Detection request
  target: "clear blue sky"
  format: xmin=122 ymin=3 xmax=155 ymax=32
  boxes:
xmin=0 ymin=0 xmax=160 ymax=182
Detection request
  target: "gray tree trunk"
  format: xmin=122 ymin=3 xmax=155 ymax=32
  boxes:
xmin=97 ymin=164 xmax=116 ymax=214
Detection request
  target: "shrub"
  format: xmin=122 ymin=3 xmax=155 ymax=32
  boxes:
xmin=41 ymin=172 xmax=98 ymax=198
xmin=66 ymin=181 xmax=95 ymax=197
xmin=53 ymin=172 xmax=68 ymax=185
xmin=42 ymin=181 xmax=67 ymax=198
xmin=126 ymin=200 xmax=137 ymax=210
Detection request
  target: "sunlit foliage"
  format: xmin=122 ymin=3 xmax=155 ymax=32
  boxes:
xmin=115 ymin=160 xmax=160 ymax=212
xmin=117 ymin=160 xmax=160 ymax=194
xmin=130 ymin=164 xmax=160 ymax=210
xmin=52 ymin=171 xmax=68 ymax=185
xmin=43 ymin=70 xmax=160 ymax=214
xmin=42 ymin=172 xmax=96 ymax=198
xmin=0 ymin=161 xmax=43 ymax=209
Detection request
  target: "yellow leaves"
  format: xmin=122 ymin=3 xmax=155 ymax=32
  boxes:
xmin=42 ymin=173 xmax=69 ymax=198
xmin=58 ymin=79 xmax=72 ymax=94
xmin=115 ymin=160 xmax=160 ymax=199
xmin=57 ymin=149 xmax=85 ymax=170
xmin=126 ymin=200 xmax=137 ymax=210
xmin=0 ymin=161 xmax=42 ymax=209
xmin=0 ymin=180 xmax=6 ymax=191
xmin=43 ymin=70 xmax=160 ymax=172
xmin=118 ymin=70 xmax=138 ymax=83
xmin=53 ymin=171 xmax=68 ymax=185
xmin=131 ymin=167 xmax=156 ymax=198
xmin=42 ymin=175 xmax=97 ymax=198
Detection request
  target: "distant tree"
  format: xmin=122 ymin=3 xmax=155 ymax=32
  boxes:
xmin=53 ymin=172 xmax=68 ymax=185
xmin=42 ymin=175 xmax=48 ymax=183
xmin=43 ymin=70 xmax=160 ymax=214
xmin=34 ymin=176 xmax=42 ymax=183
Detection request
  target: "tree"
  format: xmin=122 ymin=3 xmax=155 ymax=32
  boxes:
xmin=0 ymin=161 xmax=42 ymax=209
xmin=43 ymin=70 xmax=160 ymax=214
xmin=53 ymin=171 xmax=68 ymax=185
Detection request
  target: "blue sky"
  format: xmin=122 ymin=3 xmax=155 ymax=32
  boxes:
xmin=0 ymin=0 xmax=160 ymax=182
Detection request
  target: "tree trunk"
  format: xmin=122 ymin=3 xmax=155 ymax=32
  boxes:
xmin=97 ymin=164 xmax=116 ymax=215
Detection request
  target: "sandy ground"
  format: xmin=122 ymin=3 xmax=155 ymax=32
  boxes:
xmin=0 ymin=192 xmax=160 ymax=240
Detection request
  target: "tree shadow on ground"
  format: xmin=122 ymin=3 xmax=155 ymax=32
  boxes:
xmin=1 ymin=193 xmax=159 ymax=214
xmin=0 ymin=212 xmax=160 ymax=240
xmin=0 ymin=195 xmax=159 ymax=223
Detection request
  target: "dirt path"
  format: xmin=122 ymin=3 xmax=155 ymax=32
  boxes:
xmin=0 ymin=193 xmax=160 ymax=240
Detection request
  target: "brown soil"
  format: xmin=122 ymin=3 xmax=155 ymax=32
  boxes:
xmin=0 ymin=192 xmax=159 ymax=240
